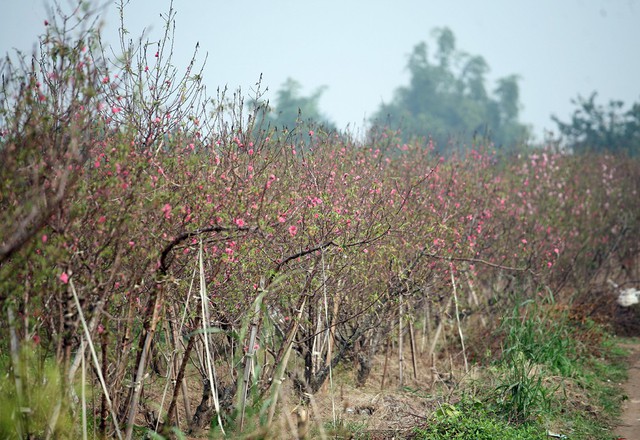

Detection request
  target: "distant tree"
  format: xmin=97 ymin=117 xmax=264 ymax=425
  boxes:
xmin=551 ymin=92 xmax=640 ymax=156
xmin=372 ymin=28 xmax=530 ymax=151
xmin=262 ymin=78 xmax=335 ymax=132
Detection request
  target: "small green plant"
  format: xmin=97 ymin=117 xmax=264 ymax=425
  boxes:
xmin=493 ymin=351 xmax=554 ymax=422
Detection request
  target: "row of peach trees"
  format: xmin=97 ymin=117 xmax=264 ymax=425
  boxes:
xmin=1 ymin=4 xmax=639 ymax=438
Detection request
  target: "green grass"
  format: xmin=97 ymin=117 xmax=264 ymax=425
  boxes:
xmin=411 ymin=299 xmax=631 ymax=440
xmin=413 ymin=399 xmax=546 ymax=440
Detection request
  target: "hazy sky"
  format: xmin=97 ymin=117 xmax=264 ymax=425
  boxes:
xmin=2 ymin=0 xmax=639 ymax=140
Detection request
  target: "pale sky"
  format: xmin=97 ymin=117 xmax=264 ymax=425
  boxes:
xmin=2 ymin=0 xmax=640 ymax=141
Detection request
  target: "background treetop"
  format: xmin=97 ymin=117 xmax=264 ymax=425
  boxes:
xmin=258 ymin=77 xmax=335 ymax=134
xmin=371 ymin=27 xmax=530 ymax=152
xmin=551 ymin=92 xmax=640 ymax=156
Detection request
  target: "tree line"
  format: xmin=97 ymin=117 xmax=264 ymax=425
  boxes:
xmin=262 ymin=27 xmax=640 ymax=156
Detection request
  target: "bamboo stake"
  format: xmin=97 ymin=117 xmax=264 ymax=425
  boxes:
xmin=311 ymin=304 xmax=322 ymax=378
xmin=324 ymin=280 xmax=341 ymax=372
xmin=155 ymin=269 xmax=196 ymax=433
xmin=398 ymin=293 xmax=404 ymax=387
xmin=69 ymin=279 xmax=123 ymax=440
xmin=165 ymin=316 xmax=200 ymax=427
xmin=154 ymin=320 xmax=177 ymax=432
xmin=320 ymin=249 xmax=336 ymax=425
xmin=197 ymin=240 xmax=225 ymax=434
xmin=267 ymin=295 xmax=308 ymax=425
xmin=450 ymin=265 xmax=468 ymax=374
xmin=81 ymin=338 xmax=88 ymax=440
xmin=380 ymin=337 xmax=390 ymax=391
xmin=428 ymin=295 xmax=452 ymax=360
xmin=100 ymin=328 xmax=108 ymax=435
xmin=409 ymin=321 xmax=418 ymax=380
xmin=239 ymin=277 xmax=267 ymax=431
xmin=68 ymin=251 xmax=123 ymax=386
xmin=466 ymin=275 xmax=486 ymax=327
xmin=124 ymin=290 xmax=163 ymax=440
xmin=420 ymin=297 xmax=431 ymax=353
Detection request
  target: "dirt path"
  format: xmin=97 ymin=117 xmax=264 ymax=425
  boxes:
xmin=616 ymin=341 xmax=640 ymax=440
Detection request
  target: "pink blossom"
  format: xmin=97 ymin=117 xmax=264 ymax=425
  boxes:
xmin=60 ymin=272 xmax=69 ymax=284
xmin=162 ymin=203 xmax=172 ymax=219
xmin=288 ymin=225 xmax=298 ymax=237
xmin=235 ymin=218 xmax=245 ymax=227
xmin=308 ymin=130 xmax=314 ymax=136
xmin=111 ymin=106 xmax=121 ymax=114
xmin=41 ymin=234 xmax=48 ymax=243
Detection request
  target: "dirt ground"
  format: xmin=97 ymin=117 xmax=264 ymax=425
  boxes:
xmin=147 ymin=312 xmax=640 ymax=439
xmin=615 ymin=341 xmax=640 ymax=440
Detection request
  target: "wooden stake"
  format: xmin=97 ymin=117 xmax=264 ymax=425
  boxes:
xmin=380 ymin=337 xmax=390 ymax=391
xmin=409 ymin=321 xmax=418 ymax=380
xmin=429 ymin=296 xmax=453 ymax=359
xmin=398 ymin=294 xmax=404 ymax=387
xmin=450 ymin=265 xmax=469 ymax=374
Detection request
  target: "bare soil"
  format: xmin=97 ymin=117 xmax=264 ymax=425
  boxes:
xmin=615 ymin=340 xmax=640 ymax=440
xmin=144 ymin=319 xmax=640 ymax=439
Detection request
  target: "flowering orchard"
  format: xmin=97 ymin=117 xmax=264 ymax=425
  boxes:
xmin=1 ymin=5 xmax=639 ymax=439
